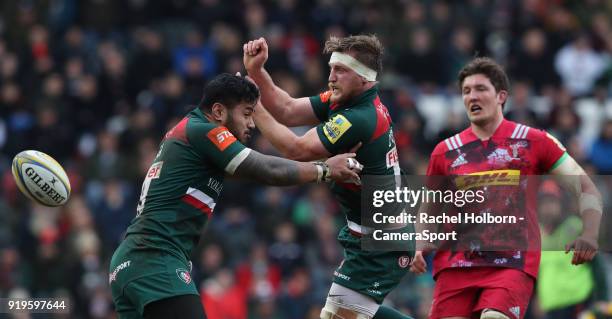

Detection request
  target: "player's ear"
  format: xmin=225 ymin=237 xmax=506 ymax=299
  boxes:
xmin=210 ymin=102 xmax=228 ymax=122
xmin=497 ymin=90 xmax=508 ymax=106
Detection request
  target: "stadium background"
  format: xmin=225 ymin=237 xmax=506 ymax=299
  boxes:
xmin=0 ymin=0 xmax=611 ymax=318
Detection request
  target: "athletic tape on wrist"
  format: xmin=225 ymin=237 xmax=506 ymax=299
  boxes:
xmin=329 ymin=52 xmax=377 ymax=82
xmin=315 ymin=163 xmax=324 ymax=183
xmin=322 ymin=163 xmax=331 ymax=182
xmin=580 ymin=193 xmax=603 ymax=215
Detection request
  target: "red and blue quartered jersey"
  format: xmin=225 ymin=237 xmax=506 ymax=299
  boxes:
xmin=427 ymin=119 xmax=567 ymax=278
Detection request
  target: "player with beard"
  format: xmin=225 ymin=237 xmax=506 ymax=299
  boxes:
xmin=109 ymin=74 xmax=363 ymax=319
xmin=243 ymin=35 xmax=414 ymax=319
xmin=410 ymin=57 xmax=602 ymax=319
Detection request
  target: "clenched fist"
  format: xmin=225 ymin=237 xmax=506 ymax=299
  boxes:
xmin=243 ymin=37 xmax=269 ymax=73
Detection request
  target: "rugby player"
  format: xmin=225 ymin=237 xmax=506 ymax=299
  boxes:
xmin=109 ymin=74 xmax=363 ymax=319
xmin=243 ymin=35 xmax=414 ymax=319
xmin=410 ymin=57 xmax=602 ymax=319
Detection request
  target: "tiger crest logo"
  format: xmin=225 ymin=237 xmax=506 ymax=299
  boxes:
xmin=176 ymin=268 xmax=192 ymax=284
xmin=398 ymin=256 xmax=412 ymax=268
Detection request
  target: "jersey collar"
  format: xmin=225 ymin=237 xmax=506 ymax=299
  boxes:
xmin=462 ymin=118 xmax=513 ymax=144
xmin=192 ymin=107 xmax=210 ymax=123
xmin=338 ymin=84 xmax=378 ymax=108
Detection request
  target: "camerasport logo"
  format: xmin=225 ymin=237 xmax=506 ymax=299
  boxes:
xmin=207 ymin=126 xmax=236 ymax=151
xmin=176 ymin=268 xmax=192 ymax=284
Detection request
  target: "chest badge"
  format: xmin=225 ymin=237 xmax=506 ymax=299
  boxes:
xmin=487 ymin=148 xmax=513 ymax=165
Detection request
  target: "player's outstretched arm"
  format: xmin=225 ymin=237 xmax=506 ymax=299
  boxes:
xmin=233 ymin=149 xmax=362 ymax=186
xmin=253 ymin=99 xmax=332 ymax=161
xmin=243 ymin=37 xmax=319 ymax=127
xmin=551 ymin=155 xmax=602 ymax=265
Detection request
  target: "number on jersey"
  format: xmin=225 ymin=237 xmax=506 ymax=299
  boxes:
xmin=136 ymin=161 xmax=163 ymax=216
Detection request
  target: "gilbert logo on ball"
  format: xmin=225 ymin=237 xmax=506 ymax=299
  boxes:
xmin=11 ymin=150 xmax=71 ymax=206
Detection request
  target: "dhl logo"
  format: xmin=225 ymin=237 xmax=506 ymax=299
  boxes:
xmin=455 ymin=169 xmax=520 ymax=190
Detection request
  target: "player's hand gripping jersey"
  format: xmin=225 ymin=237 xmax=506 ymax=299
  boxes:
xmin=123 ymin=108 xmax=249 ymax=262
xmin=427 ymin=119 xmax=567 ymax=278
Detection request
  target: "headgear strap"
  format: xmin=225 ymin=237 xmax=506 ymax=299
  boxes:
xmin=329 ymin=52 xmax=377 ymax=82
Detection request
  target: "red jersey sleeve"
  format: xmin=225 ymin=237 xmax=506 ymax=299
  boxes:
xmin=427 ymin=142 xmax=448 ymax=176
xmin=531 ymin=129 xmax=568 ymax=173
xmin=426 ymin=142 xmax=448 ymax=189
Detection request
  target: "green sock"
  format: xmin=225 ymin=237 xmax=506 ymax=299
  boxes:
xmin=372 ymin=305 xmax=414 ymax=319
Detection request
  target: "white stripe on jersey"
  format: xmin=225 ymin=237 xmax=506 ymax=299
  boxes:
xmin=449 ymin=136 xmax=458 ymax=149
xmin=347 ymin=220 xmax=374 ymax=235
xmin=518 ymin=125 xmax=527 ymax=139
xmin=520 ymin=126 xmax=530 ymax=139
xmin=185 ymin=187 xmax=216 ymax=210
xmin=444 ymin=138 xmax=453 ymax=150
xmin=455 ymin=134 xmax=463 ymax=147
xmin=511 ymin=124 xmax=522 ymax=138
xmin=225 ymin=148 xmax=252 ymax=174
xmin=448 ymin=136 xmax=457 ymax=149
xmin=445 ymin=135 xmax=463 ymax=151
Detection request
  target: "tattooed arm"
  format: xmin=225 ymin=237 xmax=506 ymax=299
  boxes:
xmin=233 ymin=149 xmax=362 ymax=186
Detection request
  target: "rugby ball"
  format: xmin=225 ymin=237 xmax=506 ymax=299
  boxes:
xmin=11 ymin=150 xmax=71 ymax=207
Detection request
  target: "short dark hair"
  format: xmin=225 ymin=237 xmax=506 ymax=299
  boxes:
xmin=458 ymin=57 xmax=510 ymax=94
xmin=323 ymin=34 xmax=384 ymax=74
xmin=199 ymin=73 xmax=259 ymax=112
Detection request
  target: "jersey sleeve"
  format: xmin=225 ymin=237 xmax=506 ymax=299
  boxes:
xmin=187 ymin=122 xmax=250 ymax=174
xmin=309 ymin=90 xmax=332 ymax=122
xmin=315 ymin=109 xmax=366 ymax=155
xmin=427 ymin=142 xmax=448 ymax=176
xmin=534 ymin=130 xmax=568 ymax=172
xmin=426 ymin=142 xmax=448 ymax=189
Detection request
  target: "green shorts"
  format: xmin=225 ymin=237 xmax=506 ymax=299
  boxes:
xmin=332 ymin=226 xmax=414 ymax=304
xmin=109 ymin=240 xmax=198 ymax=319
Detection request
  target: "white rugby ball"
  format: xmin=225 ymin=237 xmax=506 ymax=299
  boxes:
xmin=11 ymin=150 xmax=71 ymax=207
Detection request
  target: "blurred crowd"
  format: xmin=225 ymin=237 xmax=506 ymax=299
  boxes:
xmin=0 ymin=0 xmax=612 ymax=318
